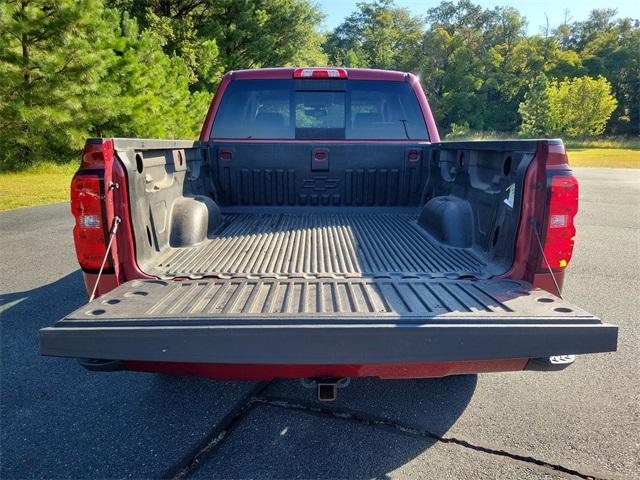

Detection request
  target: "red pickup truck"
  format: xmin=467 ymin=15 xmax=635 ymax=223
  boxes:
xmin=40 ymin=67 xmax=617 ymax=391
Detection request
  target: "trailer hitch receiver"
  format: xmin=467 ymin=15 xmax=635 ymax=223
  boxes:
xmin=301 ymin=377 xmax=350 ymax=401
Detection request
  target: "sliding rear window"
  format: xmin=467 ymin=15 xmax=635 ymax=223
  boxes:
xmin=211 ymin=79 xmax=428 ymax=140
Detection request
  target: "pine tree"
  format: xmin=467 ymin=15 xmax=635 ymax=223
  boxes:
xmin=518 ymin=73 xmax=554 ymax=136
xmin=0 ymin=0 xmax=116 ymax=169
xmin=92 ymin=13 xmax=209 ymax=140
xmin=107 ymin=0 xmax=327 ymax=92
xmin=0 ymin=1 xmax=208 ymax=170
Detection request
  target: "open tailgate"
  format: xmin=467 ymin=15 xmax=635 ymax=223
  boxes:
xmin=40 ymin=278 xmax=617 ymax=364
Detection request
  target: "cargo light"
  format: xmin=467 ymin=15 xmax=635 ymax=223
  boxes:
xmin=293 ymin=68 xmax=347 ymax=79
xmin=541 ymin=174 xmax=578 ymax=270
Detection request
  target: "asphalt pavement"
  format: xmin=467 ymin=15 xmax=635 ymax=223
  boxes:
xmin=1 ymin=167 xmax=638 ymax=479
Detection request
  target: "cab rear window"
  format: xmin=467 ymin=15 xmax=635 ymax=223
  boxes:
xmin=211 ymin=79 xmax=428 ymax=140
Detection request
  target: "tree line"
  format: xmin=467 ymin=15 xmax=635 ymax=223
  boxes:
xmin=0 ymin=0 xmax=638 ymax=169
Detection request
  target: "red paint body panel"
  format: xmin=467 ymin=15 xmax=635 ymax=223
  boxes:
xmin=125 ymin=359 xmax=528 ymax=381
xmin=533 ymin=272 xmax=565 ymax=294
xmin=407 ymin=73 xmax=440 ymax=142
xmin=199 ymin=73 xmax=232 ymax=141
xmin=82 ymin=272 xmax=119 ymax=298
xmin=111 ymin=156 xmax=152 ymax=283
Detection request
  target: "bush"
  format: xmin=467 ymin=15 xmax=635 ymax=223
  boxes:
xmin=550 ymin=76 xmax=618 ymax=137
xmin=518 ymin=74 xmax=618 ymax=138
xmin=445 ymin=121 xmax=471 ymax=139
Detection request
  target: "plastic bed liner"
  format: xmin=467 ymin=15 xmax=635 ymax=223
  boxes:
xmin=40 ymin=277 xmax=618 ymax=364
xmin=146 ymin=210 xmax=488 ymax=279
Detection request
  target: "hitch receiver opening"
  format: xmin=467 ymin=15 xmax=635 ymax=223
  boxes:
xmin=317 ymin=382 xmax=337 ymax=402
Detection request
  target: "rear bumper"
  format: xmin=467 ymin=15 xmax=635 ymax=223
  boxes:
xmin=77 ymin=356 xmax=573 ymax=380
xmin=122 ymin=358 xmax=530 ymax=380
xmin=41 ymin=320 xmax=618 ymax=366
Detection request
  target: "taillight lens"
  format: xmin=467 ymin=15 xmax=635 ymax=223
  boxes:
xmin=71 ymin=173 xmax=108 ymax=270
xmin=541 ymin=174 xmax=578 ymax=270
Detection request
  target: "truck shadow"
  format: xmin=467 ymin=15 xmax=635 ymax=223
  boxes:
xmin=200 ymin=375 xmax=478 ymax=479
xmin=1 ymin=271 xmax=253 ymax=478
xmin=1 ymin=270 xmax=476 ymax=479
xmin=149 ymin=371 xmax=477 ymax=480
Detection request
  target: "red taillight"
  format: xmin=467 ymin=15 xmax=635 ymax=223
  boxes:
xmin=540 ymin=174 xmax=579 ymax=270
xmin=546 ymin=141 xmax=570 ymax=168
xmin=293 ymin=68 xmax=347 ymax=79
xmin=71 ymin=173 xmax=108 ymax=270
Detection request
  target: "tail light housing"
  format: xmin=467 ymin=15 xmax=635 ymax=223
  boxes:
xmin=70 ymin=140 xmax=115 ymax=272
xmin=540 ymin=174 xmax=579 ymax=270
xmin=71 ymin=172 xmax=109 ymax=271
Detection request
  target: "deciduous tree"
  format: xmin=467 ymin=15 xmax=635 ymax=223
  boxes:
xmin=550 ymin=76 xmax=618 ymax=137
xmin=324 ymin=0 xmax=423 ymax=71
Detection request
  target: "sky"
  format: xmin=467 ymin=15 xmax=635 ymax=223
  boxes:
xmin=318 ymin=0 xmax=640 ymax=34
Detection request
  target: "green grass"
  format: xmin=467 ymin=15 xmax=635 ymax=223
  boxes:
xmin=564 ymin=137 xmax=640 ymax=150
xmin=0 ymin=162 xmax=78 ymax=211
xmin=563 ymin=137 xmax=639 ymax=168
xmin=567 ymin=148 xmax=640 ymax=168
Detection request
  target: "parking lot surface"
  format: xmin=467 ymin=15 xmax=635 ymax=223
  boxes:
xmin=1 ymin=167 xmax=638 ymax=479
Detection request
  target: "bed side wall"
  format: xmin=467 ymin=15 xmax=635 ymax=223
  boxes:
xmin=115 ymin=143 xmax=217 ymax=273
xmin=422 ymin=141 xmax=537 ymax=275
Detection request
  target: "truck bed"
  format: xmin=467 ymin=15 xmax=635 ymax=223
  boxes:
xmin=121 ymin=140 xmax=535 ymax=282
xmin=146 ymin=209 xmax=487 ymax=279
xmin=41 ymin=137 xmax=618 ymax=369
